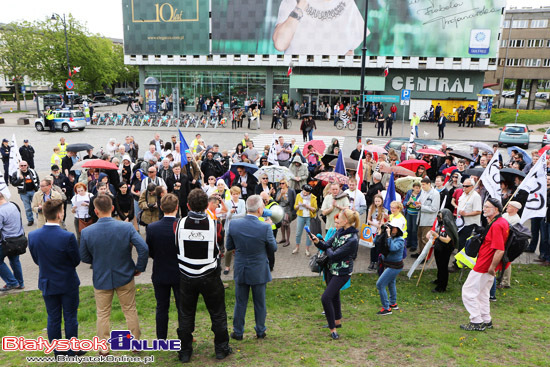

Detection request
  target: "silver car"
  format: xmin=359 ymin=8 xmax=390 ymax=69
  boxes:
xmin=35 ymin=110 xmax=87 ymax=133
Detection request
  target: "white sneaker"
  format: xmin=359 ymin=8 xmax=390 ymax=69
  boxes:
xmin=292 ymin=248 xmax=299 ymax=254
xmin=305 ymin=249 xmax=310 ymax=257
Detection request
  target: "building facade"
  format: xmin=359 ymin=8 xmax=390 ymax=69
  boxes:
xmin=484 ymin=7 xmax=550 ymax=109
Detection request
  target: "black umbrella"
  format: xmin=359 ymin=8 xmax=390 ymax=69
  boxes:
xmin=301 ymin=113 xmax=313 ymax=118
xmin=321 ymin=154 xmax=337 ymax=167
xmin=231 ymin=105 xmax=241 ymax=110
xmin=449 ymin=150 xmax=474 ymax=162
xmin=66 ymin=143 xmax=94 ymax=152
xmin=500 ymin=167 xmax=526 ymax=182
xmin=329 ymin=157 xmax=357 ymax=169
xmin=465 ymin=167 xmax=485 ymax=177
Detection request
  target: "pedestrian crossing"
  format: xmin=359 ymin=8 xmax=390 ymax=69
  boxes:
xmin=252 ymin=134 xmax=346 ymax=153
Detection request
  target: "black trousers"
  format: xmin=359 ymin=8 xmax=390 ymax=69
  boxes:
xmin=267 ymin=229 xmax=277 ymax=271
xmin=434 ymin=242 xmax=454 ymax=291
xmin=154 ymin=282 xmax=181 ymax=340
xmin=438 ymin=126 xmax=445 ymax=139
xmin=385 ymin=125 xmax=392 ymax=136
xmin=377 ymin=124 xmax=384 ymax=136
xmin=322 ymin=273 xmax=350 ymax=329
xmin=177 ymin=269 xmax=229 ymax=356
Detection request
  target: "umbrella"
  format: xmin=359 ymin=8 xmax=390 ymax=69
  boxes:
xmin=449 ymin=150 xmax=474 ymax=162
xmin=398 ymin=159 xmax=431 ymax=171
xmin=74 ymin=159 xmax=119 ymax=171
xmin=230 ymin=162 xmax=259 ymax=175
xmin=66 ymin=143 xmax=94 ymax=153
xmin=365 ymin=145 xmax=387 ymax=155
xmin=329 ymin=157 xmax=357 ymax=169
xmin=468 ymin=142 xmax=493 ymax=153
xmin=442 ymin=166 xmax=457 ymax=175
xmin=254 ymin=165 xmax=293 ymax=182
xmin=231 ymin=105 xmax=241 ymax=110
xmin=315 ymin=171 xmax=349 ymax=185
xmin=538 ymin=145 xmax=550 ymax=156
xmin=378 ymin=163 xmax=415 ymax=177
xmin=465 ymin=167 xmax=485 ymax=177
xmin=395 ymin=176 xmax=422 ymax=193
xmin=302 ymin=139 xmax=326 ymax=156
xmin=507 ymin=146 xmax=532 ymax=165
xmin=321 ymin=154 xmax=337 ymax=167
xmin=301 ymin=113 xmax=313 ymax=117
xmin=417 ymin=148 xmax=445 ymax=157
xmin=500 ymin=167 xmax=526 ymax=183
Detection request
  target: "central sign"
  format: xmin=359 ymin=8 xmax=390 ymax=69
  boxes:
xmin=392 ymin=76 xmax=474 ymax=93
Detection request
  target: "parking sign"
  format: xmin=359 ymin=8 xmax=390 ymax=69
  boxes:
xmin=401 ymin=89 xmax=411 ymax=101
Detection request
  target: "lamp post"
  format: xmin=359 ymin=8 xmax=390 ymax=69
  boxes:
xmin=51 ymin=13 xmax=73 ymax=109
xmin=356 ymin=0 xmax=369 ymax=143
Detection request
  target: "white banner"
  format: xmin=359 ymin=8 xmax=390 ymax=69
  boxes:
xmin=8 ymin=134 xmax=21 ymax=177
xmin=267 ymin=133 xmax=279 ymax=166
xmin=519 ymin=154 xmax=547 ymax=224
xmin=479 ymin=150 xmax=501 ymax=199
xmin=407 ymin=237 xmax=434 ymax=279
xmin=0 ymin=172 xmax=11 ymax=199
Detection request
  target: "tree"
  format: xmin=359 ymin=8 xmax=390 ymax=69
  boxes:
xmin=0 ymin=22 xmax=41 ymax=110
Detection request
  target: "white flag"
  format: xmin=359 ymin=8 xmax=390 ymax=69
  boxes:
xmin=518 ymin=154 xmax=547 ymax=224
xmin=406 ymin=125 xmax=415 ymax=160
xmin=479 ymin=150 xmax=501 ymax=199
xmin=8 ymin=134 xmax=21 ymax=177
xmin=407 ymin=237 xmax=434 ymax=279
xmin=0 ymin=172 xmax=11 ymax=199
xmin=267 ymin=133 xmax=279 ymax=166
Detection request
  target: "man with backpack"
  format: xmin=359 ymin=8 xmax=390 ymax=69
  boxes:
xmin=460 ymin=198 xmax=509 ymax=332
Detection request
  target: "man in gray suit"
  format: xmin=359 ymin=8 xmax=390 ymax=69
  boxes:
xmin=80 ymin=194 xmax=148 ymax=353
xmin=226 ymin=195 xmax=277 ymax=340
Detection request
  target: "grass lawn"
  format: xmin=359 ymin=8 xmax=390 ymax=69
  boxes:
xmin=490 ymin=108 xmax=550 ymax=127
xmin=0 ymin=265 xmax=549 ymax=366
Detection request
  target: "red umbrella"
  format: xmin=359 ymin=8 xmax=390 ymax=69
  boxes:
xmin=314 ymin=171 xmax=349 ymax=185
xmin=538 ymin=145 xmax=550 ymax=156
xmin=302 ymin=140 xmax=326 ymax=156
xmin=365 ymin=145 xmax=387 ymax=155
xmin=442 ymin=166 xmax=457 ymax=175
xmin=398 ymin=159 xmax=431 ymax=172
xmin=81 ymin=159 xmax=119 ymax=170
xmin=417 ymin=148 xmax=445 ymax=157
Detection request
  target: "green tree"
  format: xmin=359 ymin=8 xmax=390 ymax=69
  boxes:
xmin=0 ymin=22 xmax=41 ymax=110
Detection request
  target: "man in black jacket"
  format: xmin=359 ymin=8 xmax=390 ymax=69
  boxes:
xmin=145 ymin=194 xmax=181 ymax=340
xmin=366 ymin=172 xmax=384 ymax=209
xmin=201 ymin=152 xmax=223 ymax=180
xmin=19 ymin=140 xmax=35 ymax=169
xmin=0 ymin=139 xmax=10 ymax=184
xmin=166 ymin=165 xmax=191 ymax=217
xmin=10 ymin=160 xmax=39 ymax=226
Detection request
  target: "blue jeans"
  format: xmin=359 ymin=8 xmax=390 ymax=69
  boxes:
xmin=415 ymin=125 xmax=419 ymax=138
xmin=528 ymin=217 xmax=543 ymax=252
xmin=43 ymin=288 xmax=79 ymax=345
xmin=308 ymin=130 xmax=313 ymax=141
xmin=20 ymin=190 xmax=35 ymax=223
xmin=233 ymin=283 xmax=266 ymax=336
xmin=540 ymin=221 xmax=550 ymax=261
xmin=405 ymin=212 xmax=418 ymax=250
xmin=295 ymin=216 xmax=311 ymax=247
xmin=376 ymin=267 xmax=402 ymax=309
xmin=0 ymin=245 xmax=23 ymax=288
xmin=490 ymin=278 xmax=496 ymax=298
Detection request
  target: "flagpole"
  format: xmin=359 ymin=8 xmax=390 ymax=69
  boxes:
xmin=356 ymin=0 xmax=369 ymax=143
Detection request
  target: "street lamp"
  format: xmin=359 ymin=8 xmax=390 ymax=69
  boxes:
xmin=51 ymin=13 xmax=73 ymax=109
xmin=356 ymin=0 xmax=369 ymax=143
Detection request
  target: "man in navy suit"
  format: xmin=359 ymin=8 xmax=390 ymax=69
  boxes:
xmin=145 ymin=193 xmax=180 ymax=340
xmin=28 ymin=199 xmax=84 ymax=356
xmin=80 ymin=194 xmax=148 ymax=351
xmin=226 ymin=195 xmax=277 ymax=339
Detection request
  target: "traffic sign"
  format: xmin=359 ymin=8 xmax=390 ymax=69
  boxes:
xmin=516 ymin=95 xmax=522 ymax=105
xmin=401 ymin=89 xmax=411 ymax=101
xmin=364 ymin=95 xmax=399 ymax=103
xmin=67 ymin=91 xmax=75 ymax=96
xmin=21 ymin=85 xmax=26 ymax=93
xmin=400 ymin=99 xmax=410 ymax=106
xmin=65 ymin=79 xmax=74 ymax=90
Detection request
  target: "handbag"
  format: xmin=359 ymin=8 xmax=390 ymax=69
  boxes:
xmin=309 ymin=251 xmax=329 ymax=273
xmin=2 ymin=202 xmax=27 ymax=256
xmin=78 ymin=217 xmax=93 ymax=232
xmin=309 ymin=215 xmax=322 ymax=237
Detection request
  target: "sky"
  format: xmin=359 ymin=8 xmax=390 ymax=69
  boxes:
xmin=0 ymin=0 xmax=546 ymax=40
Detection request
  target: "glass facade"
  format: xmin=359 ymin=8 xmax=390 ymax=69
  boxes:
xmin=145 ymin=70 xmax=271 ymax=110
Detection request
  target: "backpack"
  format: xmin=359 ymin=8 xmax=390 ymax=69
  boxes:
xmin=375 ymin=229 xmax=390 ymax=257
xmin=503 ymin=223 xmax=531 ymax=264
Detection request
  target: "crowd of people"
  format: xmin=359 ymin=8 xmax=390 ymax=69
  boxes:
xmin=0 ymin=129 xmax=548 ymax=361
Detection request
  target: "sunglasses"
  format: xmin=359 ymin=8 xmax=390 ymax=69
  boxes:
xmin=262 ymin=177 xmax=268 ymax=180
xmin=280 ymin=182 xmax=286 ymax=185
xmin=463 ymin=185 xmax=472 ymax=188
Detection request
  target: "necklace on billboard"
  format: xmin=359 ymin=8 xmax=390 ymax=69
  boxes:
xmin=305 ymin=1 xmax=346 ymax=21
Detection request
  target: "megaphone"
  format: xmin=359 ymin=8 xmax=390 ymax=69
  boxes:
xmin=262 ymin=205 xmax=284 ymax=224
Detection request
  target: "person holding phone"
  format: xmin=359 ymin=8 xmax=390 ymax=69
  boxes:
xmin=309 ymin=209 xmax=359 ymax=340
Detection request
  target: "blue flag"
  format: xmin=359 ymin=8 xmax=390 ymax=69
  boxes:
xmin=334 ymin=150 xmax=347 ymax=176
xmin=178 ymin=129 xmax=190 ymax=167
xmin=383 ymin=173 xmax=396 ymax=211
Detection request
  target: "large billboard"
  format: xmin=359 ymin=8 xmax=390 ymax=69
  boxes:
xmin=123 ymin=0 xmax=506 ymax=58
xmin=122 ymin=0 xmax=210 ymax=55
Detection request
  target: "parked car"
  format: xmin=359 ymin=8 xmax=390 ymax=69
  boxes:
xmin=535 ymin=92 xmax=549 ymax=99
xmin=92 ymin=96 xmax=121 ymax=105
xmin=498 ymin=124 xmax=532 ymax=149
xmin=115 ymin=93 xmax=131 ymax=103
xmin=384 ymin=137 xmax=441 ymax=152
xmin=34 ymin=109 xmax=86 ymax=133
xmin=541 ymin=127 xmax=550 ymax=147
